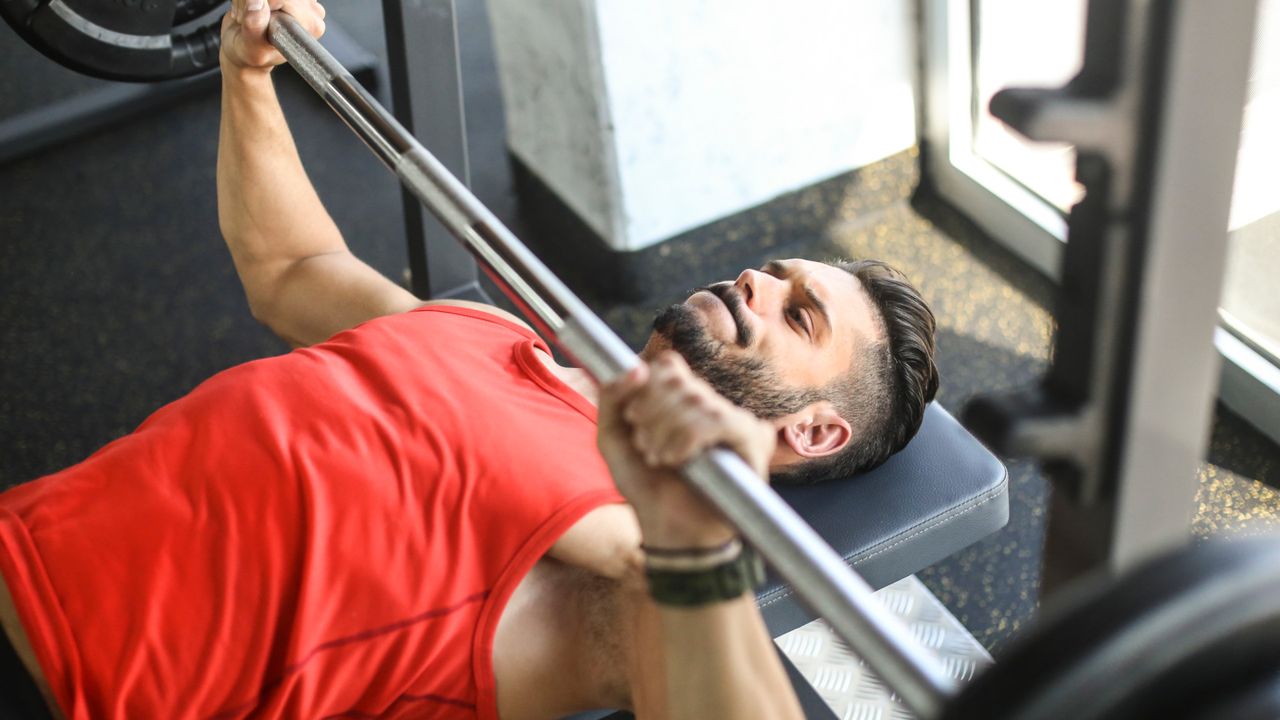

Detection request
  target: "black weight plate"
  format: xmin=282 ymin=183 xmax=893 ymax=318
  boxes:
xmin=0 ymin=0 xmax=227 ymax=81
xmin=0 ymin=0 xmax=49 ymax=60
xmin=1188 ymin=672 xmax=1280 ymax=720
xmin=943 ymin=537 xmax=1280 ymax=720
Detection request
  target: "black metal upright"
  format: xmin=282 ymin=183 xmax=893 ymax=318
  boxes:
xmin=381 ymin=0 xmax=489 ymax=302
xmin=961 ymin=0 xmax=1258 ymax=596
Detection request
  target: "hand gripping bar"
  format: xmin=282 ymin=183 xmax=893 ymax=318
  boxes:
xmin=266 ymin=13 xmax=959 ymax=717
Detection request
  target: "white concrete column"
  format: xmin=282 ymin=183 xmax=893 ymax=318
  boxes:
xmin=488 ymin=0 xmax=918 ymax=251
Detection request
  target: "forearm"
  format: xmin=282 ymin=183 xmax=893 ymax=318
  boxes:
xmin=216 ymin=62 xmax=346 ymax=317
xmin=626 ymin=582 xmax=802 ymax=720
xmin=656 ymin=595 xmax=802 ymax=720
xmin=601 ymin=353 xmax=800 ymax=718
xmin=631 ymin=519 xmax=803 ymax=720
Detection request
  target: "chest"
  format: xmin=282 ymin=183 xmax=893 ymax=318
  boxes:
xmin=492 ymin=558 xmax=628 ymax=718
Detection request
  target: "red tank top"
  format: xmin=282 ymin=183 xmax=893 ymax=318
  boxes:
xmin=0 ymin=306 xmax=624 ymax=719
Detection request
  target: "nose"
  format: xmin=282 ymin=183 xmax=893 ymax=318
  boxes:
xmin=734 ymin=269 xmax=785 ymax=315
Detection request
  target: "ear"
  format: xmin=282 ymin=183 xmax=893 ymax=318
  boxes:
xmin=776 ymin=403 xmax=853 ymax=459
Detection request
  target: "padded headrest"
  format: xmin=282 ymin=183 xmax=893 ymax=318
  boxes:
xmin=759 ymin=402 xmax=1009 ymax=635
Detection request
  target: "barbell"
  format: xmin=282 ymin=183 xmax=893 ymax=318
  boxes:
xmin=0 ymin=0 xmax=226 ymax=80
xmin=943 ymin=536 xmax=1280 ymax=720
xmin=4 ymin=3 xmax=1280 ymax=719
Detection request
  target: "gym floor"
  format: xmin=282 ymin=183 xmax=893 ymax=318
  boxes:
xmin=2 ymin=0 xmax=1279 ymax=663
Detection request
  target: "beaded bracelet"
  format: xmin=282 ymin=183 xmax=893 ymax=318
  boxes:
xmin=643 ymin=537 xmax=743 ymax=572
xmin=644 ymin=541 xmax=766 ymax=607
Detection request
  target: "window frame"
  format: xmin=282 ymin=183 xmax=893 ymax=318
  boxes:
xmin=921 ymin=0 xmax=1280 ymax=447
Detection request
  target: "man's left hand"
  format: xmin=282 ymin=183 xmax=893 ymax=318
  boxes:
xmin=597 ymin=351 xmax=776 ymax=549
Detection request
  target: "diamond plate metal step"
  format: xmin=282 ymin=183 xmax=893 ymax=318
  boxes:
xmin=777 ymin=575 xmax=993 ymax=719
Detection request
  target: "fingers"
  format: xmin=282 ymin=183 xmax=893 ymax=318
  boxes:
xmin=619 ymin=352 xmax=770 ymax=472
xmin=630 ymin=356 xmax=714 ymax=464
xmin=221 ymin=0 xmax=278 ymax=68
xmin=221 ymin=0 xmax=326 ymax=70
xmin=646 ymin=399 xmax=721 ymax=466
xmin=599 ymin=363 xmax=648 ymax=403
xmin=622 ymin=353 xmax=692 ymax=428
xmin=280 ymin=0 xmax=326 ymax=38
xmin=721 ymin=412 xmax=776 ymax=478
xmin=243 ymin=0 xmax=270 ymax=33
xmin=597 ymin=364 xmax=647 ymax=434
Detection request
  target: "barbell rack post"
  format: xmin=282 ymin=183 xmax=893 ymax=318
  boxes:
xmin=266 ymin=12 xmax=960 ymax=717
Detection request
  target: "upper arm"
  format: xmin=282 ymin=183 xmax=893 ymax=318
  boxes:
xmin=253 ymin=252 xmax=534 ymax=347
xmin=250 ymin=250 xmax=422 ymax=347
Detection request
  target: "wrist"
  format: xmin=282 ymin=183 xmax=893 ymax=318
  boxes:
xmin=637 ymin=515 xmax=737 ymax=551
xmin=644 ymin=537 xmax=742 ymax=570
xmin=645 ymin=542 xmax=766 ymax=607
xmin=220 ymin=52 xmax=276 ymax=83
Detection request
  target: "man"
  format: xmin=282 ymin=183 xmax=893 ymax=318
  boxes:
xmin=0 ymin=346 xmax=801 ymax=719
xmin=0 ymin=0 xmax=939 ymax=717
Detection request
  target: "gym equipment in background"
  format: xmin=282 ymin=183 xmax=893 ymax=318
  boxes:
xmin=960 ymin=0 xmax=1261 ymax=595
xmin=0 ymin=0 xmax=225 ymax=81
xmin=3 ymin=0 xmax=1274 ymax=718
xmin=0 ymin=0 xmax=377 ymax=166
xmin=942 ymin=537 xmax=1280 ymax=720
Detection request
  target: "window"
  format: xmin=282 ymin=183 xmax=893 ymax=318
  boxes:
xmin=971 ymin=0 xmax=1085 ymax=214
xmin=1219 ymin=0 xmax=1280 ymax=438
xmin=924 ymin=0 xmax=1280 ymax=445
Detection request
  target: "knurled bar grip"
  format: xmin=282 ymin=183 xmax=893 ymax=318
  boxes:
xmin=266 ymin=13 xmax=958 ymax=717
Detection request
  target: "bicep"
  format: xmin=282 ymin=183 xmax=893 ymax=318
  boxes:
xmin=257 ymin=250 xmax=423 ymax=347
xmin=258 ymin=251 xmax=540 ymax=348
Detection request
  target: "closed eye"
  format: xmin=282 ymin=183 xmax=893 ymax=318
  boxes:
xmin=787 ymin=305 xmax=811 ymax=337
xmin=764 ymin=260 xmax=826 ymax=342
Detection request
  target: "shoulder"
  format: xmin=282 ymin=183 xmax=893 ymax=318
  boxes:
xmin=418 ymin=299 xmax=536 ymax=333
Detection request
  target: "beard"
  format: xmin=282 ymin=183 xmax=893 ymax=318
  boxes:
xmin=651 ymin=300 xmax=820 ymax=420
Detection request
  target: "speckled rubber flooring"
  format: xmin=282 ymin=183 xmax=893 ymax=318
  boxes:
xmin=2 ymin=0 xmax=1278 ymax=663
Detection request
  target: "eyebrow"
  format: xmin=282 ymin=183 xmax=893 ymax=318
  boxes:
xmin=763 ymin=261 xmax=832 ymax=339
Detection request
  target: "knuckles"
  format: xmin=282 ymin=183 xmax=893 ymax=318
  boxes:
xmin=614 ymin=354 xmax=766 ymax=468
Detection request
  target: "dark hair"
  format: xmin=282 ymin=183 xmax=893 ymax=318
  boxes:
xmin=772 ymin=259 xmax=939 ymax=485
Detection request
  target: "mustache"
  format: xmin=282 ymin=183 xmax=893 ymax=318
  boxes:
xmin=696 ymin=283 xmax=753 ymax=348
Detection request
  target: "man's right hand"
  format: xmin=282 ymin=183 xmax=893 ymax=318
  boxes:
xmin=220 ymin=0 xmax=327 ymax=73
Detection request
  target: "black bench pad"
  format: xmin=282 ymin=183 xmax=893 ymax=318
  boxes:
xmin=758 ymin=402 xmax=1009 ymax=636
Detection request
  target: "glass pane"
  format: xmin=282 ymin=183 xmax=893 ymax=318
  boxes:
xmin=972 ymin=0 xmax=1088 ymax=212
xmin=1222 ymin=0 xmax=1280 ymax=365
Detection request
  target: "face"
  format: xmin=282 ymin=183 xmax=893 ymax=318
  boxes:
xmin=643 ymin=259 xmax=882 ymax=419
